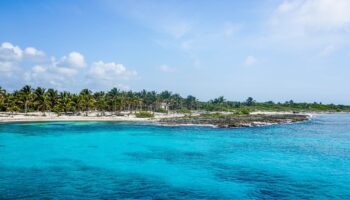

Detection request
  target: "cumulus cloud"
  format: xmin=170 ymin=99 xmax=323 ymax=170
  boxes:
xmin=24 ymin=47 xmax=45 ymax=57
xmin=24 ymin=47 xmax=47 ymax=63
xmin=270 ymin=0 xmax=350 ymax=35
xmin=0 ymin=42 xmax=23 ymax=61
xmin=0 ymin=42 xmax=48 ymax=78
xmin=0 ymin=61 xmax=15 ymax=73
xmin=159 ymin=64 xmax=175 ymax=72
xmin=90 ymin=61 xmax=137 ymax=80
xmin=31 ymin=65 xmax=47 ymax=73
xmin=56 ymin=51 xmax=86 ymax=69
xmin=0 ymin=42 xmax=23 ymax=77
xmin=44 ymin=51 xmax=87 ymax=78
xmin=244 ymin=56 xmax=257 ymax=66
xmin=24 ymin=51 xmax=84 ymax=87
xmin=0 ymin=42 xmax=137 ymax=90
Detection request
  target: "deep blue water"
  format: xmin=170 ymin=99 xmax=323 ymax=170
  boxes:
xmin=0 ymin=115 xmax=350 ymax=199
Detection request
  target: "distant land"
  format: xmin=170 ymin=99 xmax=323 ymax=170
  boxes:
xmin=0 ymin=85 xmax=347 ymax=127
xmin=1 ymin=85 xmax=349 ymax=114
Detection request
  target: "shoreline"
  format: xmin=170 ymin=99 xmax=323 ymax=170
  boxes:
xmin=158 ymin=113 xmax=311 ymax=128
xmin=0 ymin=111 xmax=312 ymax=128
xmin=0 ymin=114 xmax=157 ymax=124
xmin=2 ymin=111 xmax=346 ymax=127
xmin=0 ymin=111 xmax=184 ymax=124
xmin=0 ymin=117 xmax=154 ymax=123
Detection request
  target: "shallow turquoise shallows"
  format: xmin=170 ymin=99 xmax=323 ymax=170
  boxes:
xmin=1 ymin=115 xmax=350 ymax=199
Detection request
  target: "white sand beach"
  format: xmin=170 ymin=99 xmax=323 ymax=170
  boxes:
xmin=0 ymin=111 xmax=187 ymax=123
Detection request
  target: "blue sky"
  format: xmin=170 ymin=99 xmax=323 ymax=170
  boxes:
xmin=0 ymin=0 xmax=350 ymax=104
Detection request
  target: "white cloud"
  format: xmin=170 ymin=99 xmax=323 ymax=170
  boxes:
xmin=90 ymin=61 xmax=137 ymax=80
xmin=276 ymin=0 xmax=301 ymax=14
xmin=244 ymin=56 xmax=257 ymax=66
xmin=24 ymin=56 xmax=80 ymax=88
xmin=24 ymin=47 xmax=45 ymax=57
xmin=0 ymin=42 xmax=47 ymax=79
xmin=159 ymin=64 xmax=175 ymax=72
xmin=0 ymin=42 xmax=23 ymax=61
xmin=271 ymin=0 xmax=350 ymax=35
xmin=33 ymin=51 xmax=86 ymax=81
xmin=27 ymin=57 xmax=136 ymax=89
xmin=0 ymin=42 xmax=137 ymax=90
xmin=57 ymin=51 xmax=86 ymax=69
xmin=0 ymin=61 xmax=15 ymax=72
xmin=68 ymin=52 xmax=85 ymax=68
xmin=53 ymin=66 xmax=78 ymax=77
xmin=0 ymin=42 xmax=23 ymax=77
xmin=31 ymin=65 xmax=47 ymax=73
xmin=24 ymin=47 xmax=46 ymax=63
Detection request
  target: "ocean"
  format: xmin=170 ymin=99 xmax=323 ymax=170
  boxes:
xmin=0 ymin=114 xmax=349 ymax=199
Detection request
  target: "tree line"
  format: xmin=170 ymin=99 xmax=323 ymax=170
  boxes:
xmin=0 ymin=85 xmax=349 ymax=114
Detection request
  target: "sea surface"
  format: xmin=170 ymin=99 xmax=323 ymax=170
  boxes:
xmin=0 ymin=114 xmax=350 ymax=199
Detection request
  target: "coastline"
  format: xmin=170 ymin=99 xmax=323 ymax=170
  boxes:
xmin=0 ymin=116 xmax=153 ymax=123
xmin=158 ymin=113 xmax=310 ymax=128
xmin=0 ymin=111 xmax=189 ymax=124
xmin=0 ymin=111 xmax=314 ymax=128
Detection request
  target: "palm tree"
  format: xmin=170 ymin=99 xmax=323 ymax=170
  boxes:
xmin=185 ymin=95 xmax=197 ymax=110
xmin=133 ymin=96 xmax=143 ymax=112
xmin=60 ymin=91 xmax=74 ymax=113
xmin=0 ymin=86 xmax=6 ymax=98
xmin=245 ymin=97 xmax=255 ymax=106
xmin=118 ymin=94 xmax=126 ymax=112
xmin=33 ymin=87 xmax=47 ymax=112
xmin=5 ymin=94 xmax=20 ymax=114
xmin=78 ymin=89 xmax=95 ymax=115
xmin=0 ymin=86 xmax=6 ymax=111
xmin=19 ymin=85 xmax=33 ymax=114
xmin=171 ymin=93 xmax=183 ymax=110
xmin=70 ymin=94 xmax=79 ymax=113
xmin=94 ymin=91 xmax=107 ymax=115
xmin=107 ymin=88 xmax=120 ymax=113
xmin=46 ymin=88 xmax=58 ymax=112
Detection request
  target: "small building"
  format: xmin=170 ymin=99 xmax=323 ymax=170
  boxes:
xmin=160 ymin=102 xmax=170 ymax=111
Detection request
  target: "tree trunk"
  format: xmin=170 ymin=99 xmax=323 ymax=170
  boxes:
xmin=25 ymin=101 xmax=28 ymax=114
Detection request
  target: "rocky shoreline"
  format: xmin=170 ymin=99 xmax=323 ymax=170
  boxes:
xmin=158 ymin=114 xmax=310 ymax=128
xmin=0 ymin=111 xmax=311 ymax=128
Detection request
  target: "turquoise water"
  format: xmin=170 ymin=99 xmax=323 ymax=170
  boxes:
xmin=0 ymin=115 xmax=350 ymax=199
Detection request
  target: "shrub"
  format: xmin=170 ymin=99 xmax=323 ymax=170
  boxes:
xmin=200 ymin=112 xmax=224 ymax=118
xmin=135 ymin=111 xmax=154 ymax=118
xmin=177 ymin=108 xmax=191 ymax=114
xmin=233 ymin=109 xmax=250 ymax=115
xmin=155 ymin=108 xmax=167 ymax=113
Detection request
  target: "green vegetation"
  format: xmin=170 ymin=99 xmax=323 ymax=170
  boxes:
xmin=155 ymin=108 xmax=167 ymax=113
xmin=0 ymin=85 xmax=349 ymax=114
xmin=233 ymin=108 xmax=250 ymax=115
xmin=135 ymin=111 xmax=154 ymax=118
xmin=199 ymin=110 xmax=250 ymax=119
xmin=176 ymin=108 xmax=191 ymax=114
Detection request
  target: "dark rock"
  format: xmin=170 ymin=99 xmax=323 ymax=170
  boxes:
xmin=159 ymin=114 xmax=309 ymax=128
